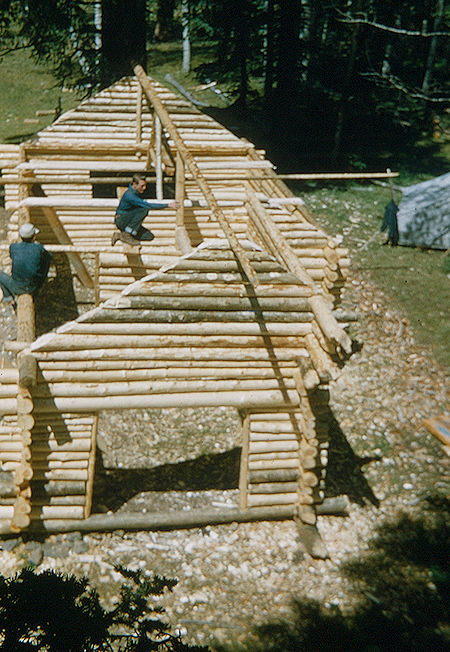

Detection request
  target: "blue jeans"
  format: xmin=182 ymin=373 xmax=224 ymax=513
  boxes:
xmin=115 ymin=208 xmax=154 ymax=241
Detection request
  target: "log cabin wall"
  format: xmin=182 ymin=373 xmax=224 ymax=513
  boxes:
xmin=0 ymin=71 xmax=352 ymax=533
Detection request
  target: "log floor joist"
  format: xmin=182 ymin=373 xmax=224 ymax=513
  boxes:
xmin=0 ymin=70 xmax=353 ymax=535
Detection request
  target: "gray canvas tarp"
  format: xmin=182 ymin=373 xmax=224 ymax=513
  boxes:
xmin=397 ymin=172 xmax=450 ymax=249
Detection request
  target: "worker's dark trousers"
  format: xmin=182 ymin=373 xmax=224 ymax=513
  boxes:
xmin=115 ymin=208 xmax=154 ymax=241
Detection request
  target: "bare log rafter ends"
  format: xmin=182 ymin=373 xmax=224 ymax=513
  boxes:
xmin=245 ymin=188 xmax=352 ymax=354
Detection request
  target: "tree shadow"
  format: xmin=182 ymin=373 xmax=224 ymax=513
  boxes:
xmin=214 ymin=495 xmax=450 ymax=652
xmin=4 ymin=131 xmax=41 ymax=144
xmin=91 ymin=447 xmax=241 ymax=513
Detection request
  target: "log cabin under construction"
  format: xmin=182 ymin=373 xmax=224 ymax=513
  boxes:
xmin=0 ymin=66 xmax=354 ymax=543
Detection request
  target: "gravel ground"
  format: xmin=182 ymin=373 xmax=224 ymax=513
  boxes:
xmin=0 ymin=207 xmax=448 ymax=649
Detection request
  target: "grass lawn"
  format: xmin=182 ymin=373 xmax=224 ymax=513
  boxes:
xmin=0 ymin=46 xmax=448 ymax=372
xmin=0 ymin=43 xmax=225 ymax=145
xmin=298 ymin=180 xmax=449 ymax=371
xmin=0 ymin=50 xmax=82 ymax=143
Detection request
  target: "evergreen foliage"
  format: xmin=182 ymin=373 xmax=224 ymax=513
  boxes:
xmin=0 ymin=564 xmax=209 ymax=651
xmin=0 ymin=1 xmax=448 ymax=162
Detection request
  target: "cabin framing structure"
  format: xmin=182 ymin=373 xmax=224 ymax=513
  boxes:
xmin=0 ymin=66 xmax=352 ymax=536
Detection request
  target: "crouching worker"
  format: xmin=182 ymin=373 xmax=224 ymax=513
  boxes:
xmin=0 ymin=223 xmax=52 ymax=308
xmin=112 ymin=173 xmax=179 ymax=245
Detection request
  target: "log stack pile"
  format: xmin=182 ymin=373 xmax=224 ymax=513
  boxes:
xmin=0 ymin=70 xmax=353 ymax=534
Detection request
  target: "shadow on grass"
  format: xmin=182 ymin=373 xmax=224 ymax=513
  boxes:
xmin=213 ymin=495 xmax=449 ymax=652
xmin=3 ymin=131 xmax=41 ymax=144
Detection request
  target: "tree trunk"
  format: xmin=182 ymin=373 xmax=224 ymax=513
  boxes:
xmin=181 ymin=0 xmax=191 ymax=74
xmin=272 ymin=0 xmax=302 ymax=134
xmin=264 ymin=0 xmax=276 ymax=120
xmin=154 ymin=0 xmax=176 ymax=41
xmin=330 ymin=0 xmax=363 ymax=164
xmin=101 ymin=0 xmax=147 ymax=84
xmin=235 ymin=4 xmax=250 ymax=110
xmin=422 ymin=0 xmax=445 ymax=94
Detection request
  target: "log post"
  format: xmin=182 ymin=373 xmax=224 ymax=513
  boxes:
xmin=175 ymin=151 xmax=185 ymax=229
xmin=17 ymin=352 xmax=37 ymax=389
xmin=17 ymin=294 xmax=35 ymax=344
xmin=146 ymin=110 xmax=156 ymax=171
xmin=94 ymin=252 xmax=100 ymax=306
xmin=294 ymin=519 xmax=329 ymax=559
xmin=239 ymin=412 xmax=250 ymax=510
xmin=175 ymin=151 xmax=192 ymax=254
xmin=17 ymin=145 xmax=31 ymax=230
xmin=84 ymin=414 xmax=98 ymax=518
xmin=12 ymin=293 xmax=36 ymax=532
xmin=135 ymin=80 xmax=143 ymax=144
xmin=155 ymin=115 xmax=163 ymax=199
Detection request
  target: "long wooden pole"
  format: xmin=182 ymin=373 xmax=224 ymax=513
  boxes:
xmin=133 ymin=64 xmax=258 ymax=286
xmin=0 ymin=171 xmax=400 ymax=185
xmin=155 ymin=115 xmax=163 ymax=199
xmin=135 ymin=81 xmax=143 ymax=144
xmin=33 ymin=388 xmax=300 ymax=412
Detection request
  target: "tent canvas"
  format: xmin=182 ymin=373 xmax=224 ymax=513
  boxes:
xmin=397 ymin=172 xmax=450 ymax=250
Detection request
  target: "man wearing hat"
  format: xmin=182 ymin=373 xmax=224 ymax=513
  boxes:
xmin=0 ymin=223 xmax=52 ymax=306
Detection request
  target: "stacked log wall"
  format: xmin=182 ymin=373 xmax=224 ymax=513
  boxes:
xmin=0 ymin=73 xmax=354 ymax=529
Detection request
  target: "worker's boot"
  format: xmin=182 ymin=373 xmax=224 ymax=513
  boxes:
xmin=111 ymin=231 xmax=121 ymax=246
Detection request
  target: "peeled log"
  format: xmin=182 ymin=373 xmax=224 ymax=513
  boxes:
xmin=248 ymin=469 xmax=298 ymax=483
xmin=33 ymin=388 xmax=300 ymax=412
xmin=18 ymin=352 xmax=37 ymax=389
xmin=26 ymin=506 xmax=297 ymax=534
xmin=31 ymin=481 xmax=86 ymax=496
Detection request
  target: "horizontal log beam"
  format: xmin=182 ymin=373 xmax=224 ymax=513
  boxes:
xmin=21 ymin=505 xmax=297 ymax=535
xmin=32 ymin=334 xmax=309 ymax=352
xmin=33 ymin=388 xmax=300 ymax=412
xmin=38 ymin=365 xmax=294 ymax=384
xmin=31 ymin=481 xmax=86 ymax=496
xmin=32 ymin=346 xmax=309 ymax=362
xmin=248 ymin=469 xmax=299 ymax=483
xmin=34 ymin=377 xmax=296 ymax=398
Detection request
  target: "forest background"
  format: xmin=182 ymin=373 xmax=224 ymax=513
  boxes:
xmin=0 ymin=0 xmax=449 ymax=369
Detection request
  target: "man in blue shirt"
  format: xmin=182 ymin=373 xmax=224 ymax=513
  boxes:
xmin=112 ymin=173 xmax=179 ymax=245
xmin=0 ymin=223 xmax=52 ymax=307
